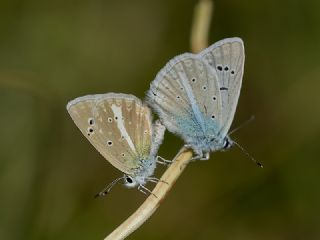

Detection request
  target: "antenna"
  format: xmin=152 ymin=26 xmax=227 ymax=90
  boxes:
xmin=233 ymin=140 xmax=263 ymax=168
xmin=94 ymin=176 xmax=126 ymax=198
xmin=229 ymin=115 xmax=255 ymax=135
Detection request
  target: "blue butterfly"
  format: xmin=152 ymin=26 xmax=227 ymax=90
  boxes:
xmin=147 ymin=38 xmax=244 ymax=160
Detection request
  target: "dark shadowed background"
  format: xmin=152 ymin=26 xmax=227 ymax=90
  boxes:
xmin=1 ymin=0 xmax=320 ymax=239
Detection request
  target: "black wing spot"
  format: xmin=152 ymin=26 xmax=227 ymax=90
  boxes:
xmin=121 ymin=153 xmax=125 ymax=157
xmin=220 ymin=87 xmax=228 ymax=91
xmin=203 ymin=86 xmax=207 ymax=90
xmin=88 ymin=118 xmax=94 ymax=125
xmin=231 ymin=70 xmax=235 ymax=75
xmin=108 ymin=117 xmax=113 ymax=123
xmin=87 ymin=127 xmax=94 ymax=136
xmin=114 ymin=116 xmax=118 ymax=120
xmin=191 ymin=78 xmax=196 ymax=83
xmin=211 ymin=115 xmax=215 ymax=119
xmin=224 ymin=66 xmax=229 ymax=71
xmin=217 ymin=65 xmax=223 ymax=71
xmin=212 ymin=96 xmax=217 ymax=101
xmin=107 ymin=141 xmax=113 ymax=146
xmin=177 ymin=96 xmax=181 ymax=99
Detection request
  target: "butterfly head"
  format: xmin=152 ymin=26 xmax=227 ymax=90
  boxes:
xmin=123 ymin=156 xmax=157 ymax=188
xmin=209 ymin=135 xmax=233 ymax=152
xmin=123 ymin=173 xmax=152 ymax=188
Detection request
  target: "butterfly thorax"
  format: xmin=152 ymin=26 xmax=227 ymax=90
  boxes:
xmin=129 ymin=155 xmax=156 ymax=186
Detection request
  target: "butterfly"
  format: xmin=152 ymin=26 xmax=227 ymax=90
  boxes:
xmin=146 ymin=38 xmax=244 ymax=160
xmin=67 ymin=93 xmax=166 ymax=196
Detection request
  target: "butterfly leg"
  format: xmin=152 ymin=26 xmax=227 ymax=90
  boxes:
xmin=138 ymin=184 xmax=158 ymax=198
xmin=191 ymin=152 xmax=210 ymax=161
xmin=191 ymin=155 xmax=201 ymax=161
xmin=191 ymin=149 xmax=204 ymax=161
xmin=199 ymin=152 xmax=210 ymax=161
xmin=183 ymin=144 xmax=198 ymax=161
xmin=137 ymin=185 xmax=147 ymax=195
xmin=184 ymin=144 xmax=204 ymax=161
xmin=156 ymin=156 xmax=173 ymax=165
xmin=147 ymin=177 xmax=169 ymax=185
xmin=184 ymin=143 xmax=193 ymax=149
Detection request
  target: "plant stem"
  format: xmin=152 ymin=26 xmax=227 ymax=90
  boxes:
xmin=191 ymin=0 xmax=214 ymax=53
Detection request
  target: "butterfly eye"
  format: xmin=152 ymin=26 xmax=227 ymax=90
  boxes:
xmin=126 ymin=176 xmax=133 ymax=183
xmin=223 ymin=138 xmax=232 ymax=149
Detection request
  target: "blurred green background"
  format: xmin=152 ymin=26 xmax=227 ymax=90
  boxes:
xmin=1 ymin=0 xmax=320 ymax=239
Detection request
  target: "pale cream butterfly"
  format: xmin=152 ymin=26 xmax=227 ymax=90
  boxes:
xmin=67 ymin=93 xmax=166 ymax=196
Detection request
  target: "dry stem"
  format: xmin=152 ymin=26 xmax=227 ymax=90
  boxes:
xmin=191 ymin=0 xmax=213 ymax=53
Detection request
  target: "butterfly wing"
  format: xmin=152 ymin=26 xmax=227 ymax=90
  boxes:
xmin=150 ymin=120 xmax=166 ymax=157
xmin=67 ymin=93 xmax=152 ymax=175
xmin=200 ymin=37 xmax=245 ymax=137
xmin=147 ymin=53 xmax=224 ymax=143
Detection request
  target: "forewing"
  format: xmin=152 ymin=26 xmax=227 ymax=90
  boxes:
xmin=200 ymin=37 xmax=245 ymax=136
xmin=67 ymin=93 xmax=152 ymax=175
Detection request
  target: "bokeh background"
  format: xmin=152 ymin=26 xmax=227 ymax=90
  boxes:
xmin=1 ymin=0 xmax=320 ymax=239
